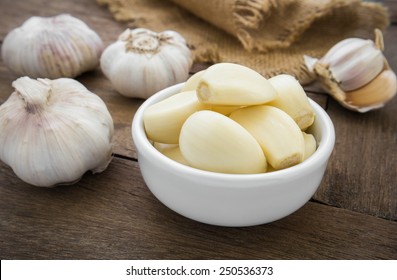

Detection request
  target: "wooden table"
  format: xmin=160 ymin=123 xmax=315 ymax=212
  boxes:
xmin=0 ymin=0 xmax=396 ymax=260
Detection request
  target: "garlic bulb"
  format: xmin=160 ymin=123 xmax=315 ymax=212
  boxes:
xmin=318 ymin=38 xmax=384 ymax=92
xmin=304 ymin=29 xmax=397 ymax=112
xmin=1 ymin=14 xmax=104 ymax=79
xmin=0 ymin=77 xmax=114 ymax=187
xmin=100 ymin=28 xmax=193 ymax=99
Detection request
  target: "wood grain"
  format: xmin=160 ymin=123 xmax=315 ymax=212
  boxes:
xmin=313 ymin=95 xmax=397 ymax=220
xmin=311 ymin=23 xmax=397 ymax=221
xmin=0 ymin=0 xmax=396 ymax=259
xmin=1 ymin=158 xmax=396 ymax=260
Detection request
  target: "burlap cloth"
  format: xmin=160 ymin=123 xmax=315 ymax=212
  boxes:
xmin=97 ymin=0 xmax=389 ymax=85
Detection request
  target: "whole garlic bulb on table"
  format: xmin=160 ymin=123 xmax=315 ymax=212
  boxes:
xmin=0 ymin=77 xmax=114 ymax=187
xmin=1 ymin=14 xmax=104 ymax=79
xmin=304 ymin=29 xmax=397 ymax=112
xmin=100 ymin=28 xmax=193 ymax=99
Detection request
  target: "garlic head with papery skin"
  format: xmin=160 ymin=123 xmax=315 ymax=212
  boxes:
xmin=318 ymin=37 xmax=384 ymax=92
xmin=1 ymin=14 xmax=104 ymax=79
xmin=0 ymin=77 xmax=114 ymax=187
xmin=304 ymin=29 xmax=397 ymax=112
xmin=100 ymin=28 xmax=193 ymax=99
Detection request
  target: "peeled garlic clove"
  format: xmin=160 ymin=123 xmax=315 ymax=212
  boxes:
xmin=196 ymin=63 xmax=277 ymax=105
xmin=210 ymin=105 xmax=243 ymax=115
xmin=179 ymin=110 xmax=267 ymax=174
xmin=182 ymin=69 xmax=243 ymax=115
xmin=344 ymin=70 xmax=397 ymax=111
xmin=143 ymin=91 xmax=208 ymax=144
xmin=230 ymin=106 xmax=304 ymax=170
xmin=0 ymin=77 xmax=114 ymax=187
xmin=181 ymin=70 xmax=206 ymax=92
xmin=267 ymin=74 xmax=315 ymax=130
xmin=1 ymin=14 xmax=104 ymax=79
xmin=153 ymin=143 xmax=189 ymax=165
xmin=100 ymin=28 xmax=193 ymax=99
xmin=302 ymin=132 xmax=317 ymax=160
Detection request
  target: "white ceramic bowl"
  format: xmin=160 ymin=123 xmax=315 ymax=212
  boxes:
xmin=132 ymin=83 xmax=335 ymax=227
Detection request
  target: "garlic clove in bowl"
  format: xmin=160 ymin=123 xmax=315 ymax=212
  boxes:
xmin=131 ymin=83 xmax=336 ymax=226
xmin=304 ymin=29 xmax=397 ymax=112
xmin=1 ymin=14 xmax=104 ymax=79
xmin=100 ymin=28 xmax=193 ymax=99
xmin=0 ymin=77 xmax=114 ymax=187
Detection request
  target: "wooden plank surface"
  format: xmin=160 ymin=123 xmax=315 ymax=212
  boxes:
xmin=0 ymin=0 xmax=396 ymax=259
xmin=313 ymin=96 xmax=397 ymax=220
xmin=311 ymin=18 xmax=397 ymax=220
xmin=1 ymin=157 xmax=396 ymax=259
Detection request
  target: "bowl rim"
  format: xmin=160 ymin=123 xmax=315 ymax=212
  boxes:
xmin=132 ymin=83 xmax=335 ymax=184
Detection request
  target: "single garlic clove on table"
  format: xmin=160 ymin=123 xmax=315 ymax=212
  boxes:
xmin=179 ymin=110 xmax=267 ymax=174
xmin=0 ymin=77 xmax=114 ymax=187
xmin=100 ymin=28 xmax=193 ymax=99
xmin=1 ymin=14 xmax=104 ymax=79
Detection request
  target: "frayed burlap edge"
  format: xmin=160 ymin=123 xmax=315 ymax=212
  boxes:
xmin=232 ymin=0 xmax=367 ymax=52
xmin=97 ymin=0 xmax=389 ymax=85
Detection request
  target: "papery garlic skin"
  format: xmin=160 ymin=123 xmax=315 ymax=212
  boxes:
xmin=0 ymin=77 xmax=114 ymax=187
xmin=344 ymin=69 xmax=397 ymax=112
xmin=304 ymin=36 xmax=385 ymax=92
xmin=1 ymin=14 xmax=104 ymax=79
xmin=100 ymin=28 xmax=193 ymax=99
xmin=319 ymin=38 xmax=384 ymax=91
xmin=304 ymin=29 xmax=397 ymax=112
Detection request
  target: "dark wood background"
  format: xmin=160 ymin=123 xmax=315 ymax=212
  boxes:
xmin=0 ymin=0 xmax=396 ymax=259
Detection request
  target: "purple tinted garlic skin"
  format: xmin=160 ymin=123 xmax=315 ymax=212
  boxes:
xmin=303 ymin=29 xmax=397 ymax=112
xmin=0 ymin=77 xmax=114 ymax=187
xmin=1 ymin=14 xmax=104 ymax=79
xmin=100 ymin=28 xmax=193 ymax=99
